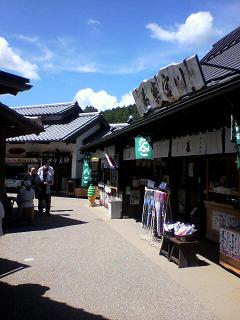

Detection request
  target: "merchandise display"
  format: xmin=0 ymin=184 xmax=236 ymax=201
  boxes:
xmin=140 ymin=186 xmax=171 ymax=247
xmin=164 ymin=222 xmax=196 ymax=236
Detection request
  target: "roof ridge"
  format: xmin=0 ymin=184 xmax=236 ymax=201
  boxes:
xmin=13 ymin=101 xmax=74 ymax=109
xmin=79 ymin=112 xmax=100 ymax=116
xmin=110 ymin=123 xmax=128 ymax=126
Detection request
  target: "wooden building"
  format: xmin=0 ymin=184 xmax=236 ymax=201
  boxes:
xmin=0 ymin=70 xmax=43 ymax=198
xmin=81 ymin=27 xmax=240 ymax=273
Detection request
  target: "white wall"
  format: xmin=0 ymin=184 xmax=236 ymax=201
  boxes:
xmin=71 ymin=123 xmax=102 ymax=179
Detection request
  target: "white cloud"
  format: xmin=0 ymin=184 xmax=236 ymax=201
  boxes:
xmin=118 ymin=92 xmax=135 ymax=106
xmin=87 ymin=19 xmax=100 ymax=26
xmin=146 ymin=12 xmax=219 ymax=45
xmin=17 ymin=34 xmax=39 ymax=43
xmin=0 ymin=37 xmax=39 ymax=79
xmin=75 ymin=88 xmax=134 ymax=111
xmin=87 ymin=18 xmax=101 ymax=32
xmin=75 ymin=64 xmax=97 ymax=73
xmin=33 ymin=48 xmax=53 ymax=62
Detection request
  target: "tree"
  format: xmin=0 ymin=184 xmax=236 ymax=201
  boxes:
xmin=84 ymin=106 xmax=99 ymax=113
xmin=102 ymin=104 xmax=139 ymax=123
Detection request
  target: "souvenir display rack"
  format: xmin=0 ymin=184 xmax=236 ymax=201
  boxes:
xmin=140 ymin=186 xmax=171 ymax=249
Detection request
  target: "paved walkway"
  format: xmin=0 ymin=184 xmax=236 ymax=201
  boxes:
xmin=0 ymin=196 xmax=240 ymax=320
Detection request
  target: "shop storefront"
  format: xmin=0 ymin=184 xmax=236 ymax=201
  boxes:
xmin=6 ymin=102 xmax=110 ymax=193
xmin=81 ymin=27 xmax=240 ymax=273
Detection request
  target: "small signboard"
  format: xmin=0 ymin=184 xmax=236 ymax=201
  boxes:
xmin=135 ymin=136 xmax=153 ymax=160
xmin=81 ymin=159 xmax=91 ymax=187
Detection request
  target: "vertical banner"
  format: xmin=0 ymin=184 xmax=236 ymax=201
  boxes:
xmin=135 ymin=136 xmax=153 ymax=160
xmin=231 ymin=110 xmax=240 ymax=169
xmin=81 ymin=159 xmax=92 ymax=187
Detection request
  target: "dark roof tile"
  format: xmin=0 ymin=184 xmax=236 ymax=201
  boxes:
xmin=201 ymin=27 xmax=240 ymax=83
xmin=13 ymin=101 xmax=76 ymax=116
xmin=7 ymin=113 xmax=100 ymax=143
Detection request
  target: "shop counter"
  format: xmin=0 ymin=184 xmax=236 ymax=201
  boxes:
xmin=220 ymin=227 xmax=240 ymax=275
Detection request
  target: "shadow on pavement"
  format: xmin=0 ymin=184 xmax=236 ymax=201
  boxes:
xmin=7 ymin=209 xmax=87 ymax=234
xmin=197 ymin=239 xmax=219 ymax=264
xmin=0 ymin=281 xmax=110 ymax=320
xmin=0 ymin=258 xmax=30 ymax=279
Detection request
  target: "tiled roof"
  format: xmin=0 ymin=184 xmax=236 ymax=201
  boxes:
xmin=7 ymin=112 xmax=101 ymax=143
xmin=202 ymin=26 xmax=240 ymax=61
xmin=0 ymin=102 xmax=43 ymax=138
xmin=201 ymin=26 xmax=240 ymax=83
xmin=13 ymin=101 xmax=76 ymax=116
xmin=103 ymin=123 xmax=128 ymax=136
xmin=0 ymin=70 xmax=32 ymax=95
xmin=82 ymin=122 xmax=128 ymax=145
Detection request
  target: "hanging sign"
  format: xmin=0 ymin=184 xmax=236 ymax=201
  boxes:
xmin=81 ymin=159 xmax=92 ymax=187
xmin=132 ymin=55 xmax=206 ymax=116
xmin=135 ymin=136 xmax=153 ymax=160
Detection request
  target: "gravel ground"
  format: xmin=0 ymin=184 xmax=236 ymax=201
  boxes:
xmin=0 ymin=197 xmax=224 ymax=319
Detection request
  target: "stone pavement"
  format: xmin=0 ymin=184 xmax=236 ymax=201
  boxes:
xmin=0 ymin=196 xmax=240 ymax=320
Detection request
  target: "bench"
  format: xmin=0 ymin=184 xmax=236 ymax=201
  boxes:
xmin=160 ymin=234 xmax=199 ymax=268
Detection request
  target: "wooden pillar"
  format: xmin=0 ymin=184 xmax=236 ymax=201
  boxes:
xmin=0 ymin=135 xmax=6 ymax=199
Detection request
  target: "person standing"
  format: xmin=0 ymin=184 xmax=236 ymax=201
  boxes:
xmin=17 ymin=183 xmax=35 ymax=222
xmin=38 ymin=160 xmax=54 ymax=178
xmin=25 ymin=167 xmax=40 ymax=191
xmin=37 ymin=167 xmax=54 ymax=215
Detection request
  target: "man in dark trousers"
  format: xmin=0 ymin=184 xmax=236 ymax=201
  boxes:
xmin=37 ymin=167 xmax=54 ymax=215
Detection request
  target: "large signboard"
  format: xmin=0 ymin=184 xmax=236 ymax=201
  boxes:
xmin=132 ymin=55 xmax=206 ymax=116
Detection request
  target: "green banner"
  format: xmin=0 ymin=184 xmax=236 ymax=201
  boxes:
xmin=81 ymin=159 xmax=92 ymax=187
xmin=135 ymin=136 xmax=153 ymax=160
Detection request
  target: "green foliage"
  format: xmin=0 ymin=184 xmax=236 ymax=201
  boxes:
xmin=102 ymin=104 xmax=139 ymax=123
xmin=83 ymin=106 xmax=99 ymax=113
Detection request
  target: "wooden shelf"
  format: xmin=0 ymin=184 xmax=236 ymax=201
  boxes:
xmin=207 ymin=189 xmax=239 ymax=197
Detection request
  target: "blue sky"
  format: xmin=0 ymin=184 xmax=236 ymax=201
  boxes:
xmin=0 ymin=0 xmax=239 ymax=110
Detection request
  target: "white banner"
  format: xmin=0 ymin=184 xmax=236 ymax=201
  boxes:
xmin=123 ymin=147 xmax=135 ymax=160
xmin=171 ymin=130 xmax=222 ymax=157
xmin=153 ymin=140 xmax=170 ymax=158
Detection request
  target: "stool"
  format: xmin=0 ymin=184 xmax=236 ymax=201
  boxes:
xmin=169 ymin=237 xmax=199 ymax=268
xmin=22 ymin=207 xmax=35 ymax=222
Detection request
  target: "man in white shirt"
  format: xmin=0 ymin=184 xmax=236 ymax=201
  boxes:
xmin=38 ymin=160 xmax=54 ymax=178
